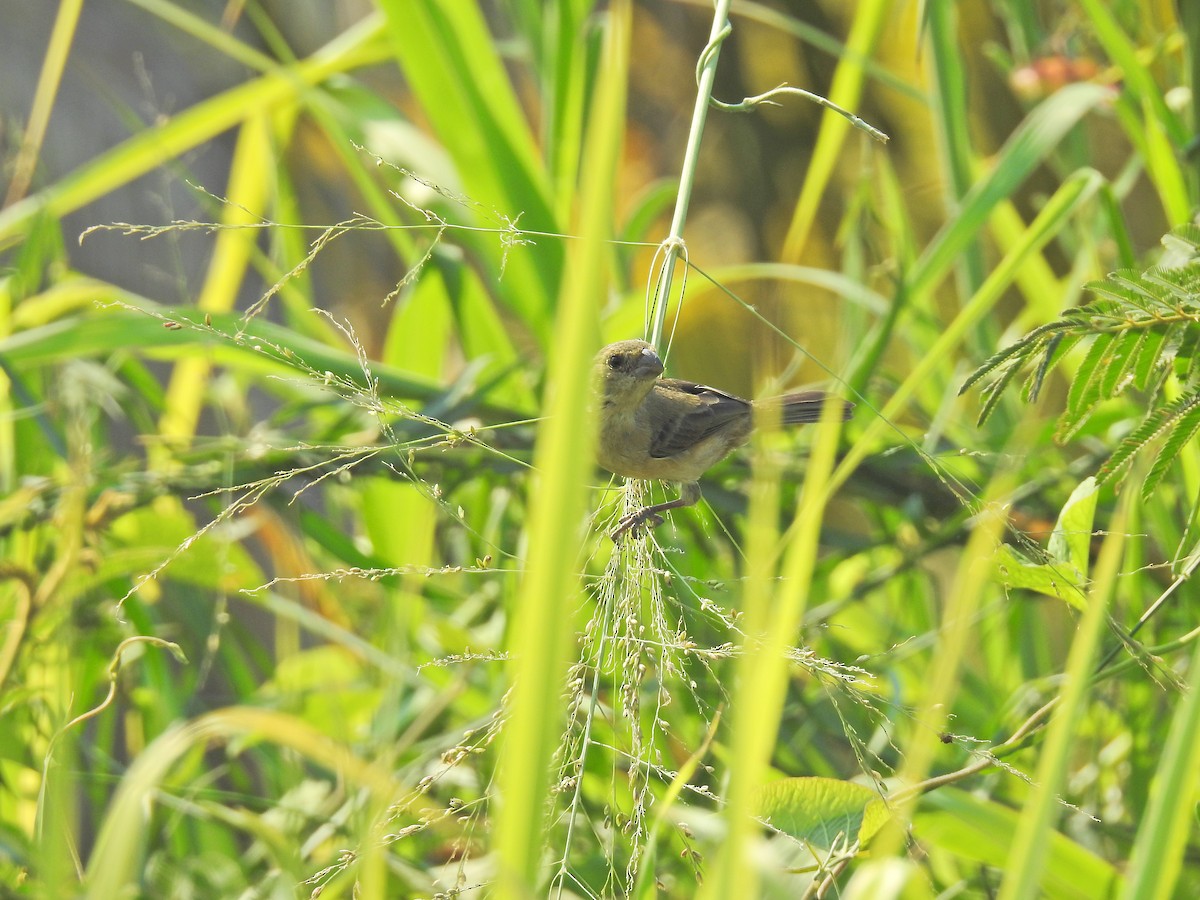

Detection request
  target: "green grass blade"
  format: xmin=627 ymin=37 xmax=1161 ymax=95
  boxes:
xmin=910 ymin=83 xmax=1112 ymax=298
xmin=833 ymin=168 xmax=1102 ymax=493
xmin=701 ymin=401 xmax=846 ymax=898
xmin=997 ymin=491 xmax=1131 ymax=900
xmin=1119 ymin=609 xmax=1200 ymax=899
xmin=84 ymin=708 xmax=403 ymax=899
xmin=378 ymin=0 xmax=561 ymax=342
xmin=925 ymin=0 xmax=986 ymax=298
xmin=493 ymin=4 xmax=629 ymax=893
xmin=4 ymin=0 xmax=83 ymax=206
xmin=780 ymin=0 xmax=889 ymax=261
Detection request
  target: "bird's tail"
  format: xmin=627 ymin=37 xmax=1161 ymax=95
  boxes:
xmin=773 ymin=391 xmax=854 ymax=425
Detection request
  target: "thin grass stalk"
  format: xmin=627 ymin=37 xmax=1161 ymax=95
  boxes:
xmin=905 ymin=82 xmax=1111 ymax=301
xmin=493 ymin=4 xmax=629 ymax=894
xmin=922 ymin=0 xmax=972 ymax=206
xmin=154 ymin=114 xmax=275 ymax=457
xmin=647 ymin=0 xmax=732 ymax=348
xmin=30 ymin=443 xmax=92 ymax=894
xmin=1183 ymin=0 xmax=1200 ymax=190
xmin=924 ymin=0 xmax=987 ymax=317
xmin=542 ymin=1 xmax=590 ymax=225
xmin=1073 ymin=0 xmax=1191 ymax=219
xmin=1074 ymin=0 xmax=1187 ymax=147
xmin=842 ymin=155 xmax=910 ymax=399
xmin=1137 ymin=101 xmax=1191 ymax=224
xmin=124 ymin=0 xmax=280 ymax=73
xmin=989 ymin=199 xmax=1071 ymax=328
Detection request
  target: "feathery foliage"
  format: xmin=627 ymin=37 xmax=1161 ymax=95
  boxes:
xmin=963 ymin=226 xmax=1200 ymax=498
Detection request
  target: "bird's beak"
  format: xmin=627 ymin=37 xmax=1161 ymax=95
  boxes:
xmin=632 ymin=347 xmax=664 ymax=379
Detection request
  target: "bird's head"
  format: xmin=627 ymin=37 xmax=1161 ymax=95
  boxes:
xmin=594 ymin=340 xmax=665 ymax=409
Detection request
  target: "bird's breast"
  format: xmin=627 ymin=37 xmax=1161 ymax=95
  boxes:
xmin=597 ymin=405 xmax=744 ymax=483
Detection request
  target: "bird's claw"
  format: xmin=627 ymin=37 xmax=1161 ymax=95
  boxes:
xmin=610 ymin=508 xmax=665 ymax=542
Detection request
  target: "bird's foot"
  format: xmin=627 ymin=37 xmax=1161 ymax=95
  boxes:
xmin=609 ymin=484 xmax=700 ymax=542
xmin=610 ymin=508 xmax=665 ymax=542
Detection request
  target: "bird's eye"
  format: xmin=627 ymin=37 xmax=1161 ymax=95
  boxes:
xmin=607 ymin=354 xmax=623 ymax=370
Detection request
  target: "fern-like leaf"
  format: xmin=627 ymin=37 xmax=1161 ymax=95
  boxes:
xmin=1141 ymin=392 xmax=1200 ymax=499
xmin=976 ymin=358 xmax=1022 ymax=426
xmin=1059 ymin=331 xmax=1117 ymax=441
xmin=1025 ymin=332 xmax=1081 ymax=403
xmin=1132 ymin=326 xmax=1171 ymax=391
xmin=964 ymin=226 xmax=1200 ymax=486
xmin=958 ymin=320 xmax=1072 ymax=396
xmin=1096 ymin=399 xmax=1180 ymax=482
xmin=1099 ymin=327 xmax=1143 ymax=399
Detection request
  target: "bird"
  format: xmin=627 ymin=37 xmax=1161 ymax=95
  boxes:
xmin=594 ymin=339 xmax=852 ymax=540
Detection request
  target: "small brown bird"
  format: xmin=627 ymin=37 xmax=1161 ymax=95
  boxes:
xmin=594 ymin=339 xmax=852 ymax=540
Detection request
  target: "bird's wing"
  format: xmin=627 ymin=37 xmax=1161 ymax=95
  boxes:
xmin=648 ymin=380 xmax=750 ymax=459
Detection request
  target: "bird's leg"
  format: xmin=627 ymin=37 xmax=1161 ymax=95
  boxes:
xmin=611 ymin=482 xmax=701 ymax=541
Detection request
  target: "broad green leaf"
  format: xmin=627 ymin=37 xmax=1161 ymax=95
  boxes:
xmin=993 ymin=544 xmax=1087 ymax=610
xmin=755 ymin=777 xmax=887 ymax=850
xmin=915 ymin=788 xmax=1123 ymax=900
xmin=1046 ymin=477 xmax=1098 ymax=580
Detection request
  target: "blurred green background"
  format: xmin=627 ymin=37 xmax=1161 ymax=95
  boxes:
xmin=2 ymin=1 xmax=1198 ymax=897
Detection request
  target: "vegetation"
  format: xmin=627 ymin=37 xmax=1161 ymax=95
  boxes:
xmin=2 ymin=1 xmax=1198 ymax=897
